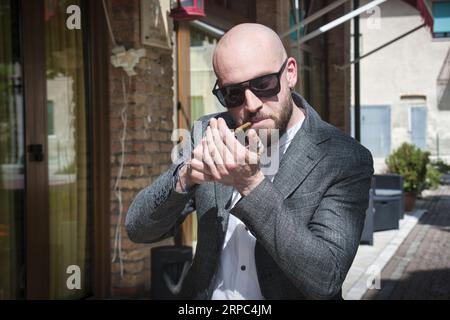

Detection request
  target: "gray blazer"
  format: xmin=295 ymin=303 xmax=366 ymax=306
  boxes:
xmin=125 ymin=93 xmax=374 ymax=300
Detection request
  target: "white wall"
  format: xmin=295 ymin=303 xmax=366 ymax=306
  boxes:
xmin=353 ymin=0 xmax=450 ymax=172
xmin=47 ymin=76 xmax=76 ymax=176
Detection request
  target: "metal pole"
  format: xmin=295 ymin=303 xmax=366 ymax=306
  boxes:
xmin=337 ymin=24 xmax=425 ymax=70
xmin=280 ymin=0 xmax=350 ymax=38
xmin=354 ymin=0 xmax=361 ymax=142
xmin=437 ymin=133 xmax=440 ymax=159
xmin=298 ymin=0 xmax=386 ymax=44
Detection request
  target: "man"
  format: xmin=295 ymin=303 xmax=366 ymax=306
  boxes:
xmin=126 ymin=23 xmax=374 ymax=300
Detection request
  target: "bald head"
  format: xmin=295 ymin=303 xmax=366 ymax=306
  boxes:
xmin=213 ymin=23 xmax=287 ymax=85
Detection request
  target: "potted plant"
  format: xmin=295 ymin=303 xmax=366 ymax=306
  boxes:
xmin=385 ymin=143 xmax=430 ymax=212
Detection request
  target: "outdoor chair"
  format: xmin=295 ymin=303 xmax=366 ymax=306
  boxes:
xmin=373 ymin=174 xmax=404 ymax=231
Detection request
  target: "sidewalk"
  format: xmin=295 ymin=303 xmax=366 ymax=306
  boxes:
xmin=363 ymin=185 xmax=450 ymax=299
xmin=342 ymin=209 xmax=426 ymax=299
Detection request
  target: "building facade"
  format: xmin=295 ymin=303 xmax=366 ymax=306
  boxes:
xmin=352 ymin=0 xmax=450 ymax=173
xmin=0 ymin=0 xmax=353 ymax=299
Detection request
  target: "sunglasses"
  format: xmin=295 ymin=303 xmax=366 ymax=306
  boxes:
xmin=212 ymin=58 xmax=288 ymax=109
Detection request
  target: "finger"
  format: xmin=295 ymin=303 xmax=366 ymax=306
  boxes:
xmin=206 ymin=126 xmax=224 ymax=166
xmin=209 ymin=117 xmax=218 ymax=130
xmin=247 ymin=129 xmax=260 ymax=153
xmin=246 ymin=129 xmax=260 ymax=165
xmin=191 ymin=139 xmax=205 ymax=162
xmin=222 ymin=126 xmax=247 ymax=165
xmin=209 ymin=125 xmax=234 ymax=169
xmin=216 ymin=118 xmax=239 ymax=166
xmin=202 ymin=139 xmax=221 ymax=180
xmin=206 ymin=127 xmax=233 ymax=178
xmin=217 ymin=117 xmax=231 ymax=141
xmin=189 ymin=168 xmax=213 ymax=184
xmin=189 ymin=158 xmax=213 ymax=175
xmin=209 ymin=117 xmax=227 ymax=157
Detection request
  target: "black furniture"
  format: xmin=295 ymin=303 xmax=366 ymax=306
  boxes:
xmin=373 ymin=174 xmax=404 ymax=231
xmin=151 ymin=245 xmax=192 ymax=299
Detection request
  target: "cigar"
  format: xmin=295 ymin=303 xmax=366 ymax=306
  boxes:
xmin=234 ymin=122 xmax=252 ymax=134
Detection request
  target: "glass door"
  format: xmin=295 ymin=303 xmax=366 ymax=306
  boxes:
xmin=45 ymin=0 xmax=91 ymax=299
xmin=189 ymin=25 xmax=224 ymax=122
xmin=0 ymin=0 xmax=25 ymax=299
xmin=1 ymin=0 xmax=92 ymax=299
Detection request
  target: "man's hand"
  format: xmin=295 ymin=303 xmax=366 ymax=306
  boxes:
xmin=177 ymin=118 xmax=264 ymax=196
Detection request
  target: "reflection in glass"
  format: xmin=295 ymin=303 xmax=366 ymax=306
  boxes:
xmin=190 ymin=26 xmax=224 ymax=123
xmin=0 ymin=0 xmax=25 ymax=299
xmin=45 ymin=0 xmax=90 ymax=299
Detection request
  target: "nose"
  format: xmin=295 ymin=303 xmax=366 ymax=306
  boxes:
xmin=243 ymin=88 xmax=263 ymax=113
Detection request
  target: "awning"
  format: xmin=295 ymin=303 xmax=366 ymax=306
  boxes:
xmin=403 ymin=0 xmax=434 ymax=30
xmin=403 ymin=0 xmax=450 ymax=36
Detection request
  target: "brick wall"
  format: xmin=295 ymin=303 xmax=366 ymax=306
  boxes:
xmin=107 ymin=0 xmax=174 ymax=298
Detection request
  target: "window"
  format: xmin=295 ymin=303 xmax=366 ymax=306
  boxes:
xmin=360 ymin=106 xmax=391 ymax=158
xmin=409 ymin=106 xmax=427 ymax=150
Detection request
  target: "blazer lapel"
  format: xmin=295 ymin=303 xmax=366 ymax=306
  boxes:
xmin=273 ymin=94 xmax=330 ymax=198
xmin=214 ymin=182 xmax=233 ymax=228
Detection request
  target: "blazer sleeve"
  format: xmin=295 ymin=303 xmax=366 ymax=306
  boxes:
xmin=230 ymin=146 xmax=374 ymax=299
xmin=125 ymin=125 xmax=200 ymax=243
xmin=125 ymin=162 xmax=197 ymax=243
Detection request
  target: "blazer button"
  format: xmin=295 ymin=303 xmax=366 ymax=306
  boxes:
xmin=216 ymin=216 xmax=223 ymax=223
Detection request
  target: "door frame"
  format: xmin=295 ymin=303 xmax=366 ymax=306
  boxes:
xmin=20 ymin=0 xmax=110 ymax=299
xmin=21 ymin=0 xmax=49 ymax=299
xmin=175 ymin=21 xmax=192 ymax=246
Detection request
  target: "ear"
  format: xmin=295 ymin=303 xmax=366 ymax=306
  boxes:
xmin=285 ymin=57 xmax=298 ymax=89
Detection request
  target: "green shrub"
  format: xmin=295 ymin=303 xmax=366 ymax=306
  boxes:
xmin=430 ymin=159 xmax=450 ymax=175
xmin=425 ymin=163 xmax=442 ymax=190
xmin=385 ymin=143 xmax=429 ymax=193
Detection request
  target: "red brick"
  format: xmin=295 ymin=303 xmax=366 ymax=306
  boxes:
xmin=144 ymin=142 xmax=160 ymax=153
xmin=120 ymin=248 xmax=149 ymax=261
xmin=124 ymin=154 xmax=152 ymax=165
xmin=118 ymin=178 xmax=151 ymax=190
xmin=111 ymin=259 xmax=146 ymax=275
xmin=160 ymin=142 xmax=174 ymax=153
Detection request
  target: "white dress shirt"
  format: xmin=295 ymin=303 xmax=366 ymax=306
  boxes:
xmin=211 ymin=117 xmax=304 ymax=300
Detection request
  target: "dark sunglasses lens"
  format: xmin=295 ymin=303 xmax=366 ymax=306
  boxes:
xmin=251 ymin=74 xmax=280 ymax=97
xmin=215 ymin=89 xmax=226 ymax=106
xmin=223 ymin=87 xmax=245 ymax=108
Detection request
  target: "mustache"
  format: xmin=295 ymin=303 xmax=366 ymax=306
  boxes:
xmin=246 ymin=112 xmax=274 ymax=123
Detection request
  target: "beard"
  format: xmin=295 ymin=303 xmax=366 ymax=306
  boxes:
xmin=274 ymin=94 xmax=293 ymax=138
xmin=252 ymin=93 xmax=293 ymax=149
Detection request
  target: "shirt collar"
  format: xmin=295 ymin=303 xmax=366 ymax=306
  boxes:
xmin=278 ymin=115 xmax=304 ymax=152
